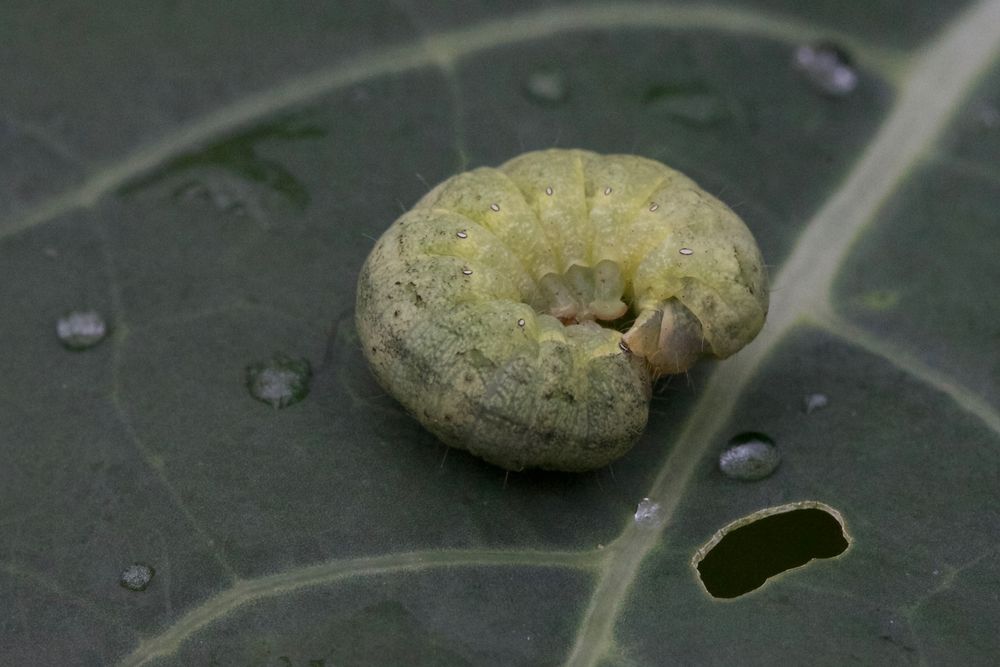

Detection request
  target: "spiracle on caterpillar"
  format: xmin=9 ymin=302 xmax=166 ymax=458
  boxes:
xmin=356 ymin=149 xmax=768 ymax=472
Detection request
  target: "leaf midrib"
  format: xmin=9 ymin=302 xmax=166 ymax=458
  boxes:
xmin=0 ymin=2 xmax=902 ymax=243
xmin=119 ymin=549 xmax=600 ymax=667
xmin=8 ymin=2 xmax=983 ymax=665
xmin=566 ymin=0 xmax=1000 ymax=664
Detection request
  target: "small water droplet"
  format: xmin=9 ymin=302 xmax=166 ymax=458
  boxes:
xmin=679 ymin=247 xmax=694 ymax=256
xmin=174 ymin=177 xmax=270 ymax=225
xmin=210 ymin=189 xmax=236 ymax=212
xmin=180 ymin=180 xmax=242 ymax=212
xmin=119 ymin=563 xmax=155 ymax=591
xmin=522 ymin=69 xmax=570 ymax=106
xmin=719 ymin=432 xmax=780 ymax=481
xmin=634 ymin=497 xmax=662 ymax=526
xmin=803 ymin=393 xmax=829 ymax=414
xmin=604 ymin=187 xmax=613 ymax=196
xmin=618 ymin=339 xmax=630 ymax=354
xmin=517 ymin=318 xmax=526 ymax=328
xmin=56 ymin=310 xmax=108 ymax=350
xmin=462 ymin=268 xmax=474 ymax=276
xmin=649 ymin=203 xmax=659 ymax=212
xmin=490 ymin=203 xmax=500 ymax=212
xmin=456 ymin=230 xmax=468 ymax=239
xmin=245 ymin=354 xmax=312 ymax=408
xmin=545 ymin=186 xmax=554 ymax=196
xmin=793 ymin=43 xmax=858 ymax=96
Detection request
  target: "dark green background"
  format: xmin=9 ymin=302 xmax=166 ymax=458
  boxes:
xmin=1 ymin=1 xmax=997 ymax=665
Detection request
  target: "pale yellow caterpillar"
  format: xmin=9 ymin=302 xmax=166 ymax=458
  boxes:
xmin=356 ymin=149 xmax=767 ymax=472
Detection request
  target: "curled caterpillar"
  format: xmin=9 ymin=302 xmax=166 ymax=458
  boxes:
xmin=356 ymin=149 xmax=768 ymax=472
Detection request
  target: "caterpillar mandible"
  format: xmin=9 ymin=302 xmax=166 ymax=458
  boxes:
xmin=356 ymin=149 xmax=768 ymax=472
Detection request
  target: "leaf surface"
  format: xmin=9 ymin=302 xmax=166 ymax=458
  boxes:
xmin=1 ymin=1 xmax=998 ymax=665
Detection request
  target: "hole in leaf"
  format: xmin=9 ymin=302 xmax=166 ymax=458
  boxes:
xmin=693 ymin=501 xmax=850 ymax=599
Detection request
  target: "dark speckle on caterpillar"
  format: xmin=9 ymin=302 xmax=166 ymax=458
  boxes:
xmin=356 ymin=149 xmax=768 ymax=472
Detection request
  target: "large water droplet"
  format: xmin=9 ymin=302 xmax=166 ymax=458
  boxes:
xmin=246 ymin=354 xmax=312 ymax=408
xmin=119 ymin=563 xmax=155 ymax=591
xmin=793 ymin=43 xmax=858 ymax=96
xmin=523 ymin=69 xmax=570 ymax=106
xmin=719 ymin=432 xmax=780 ymax=481
xmin=634 ymin=497 xmax=662 ymax=527
xmin=122 ymin=118 xmax=321 ymax=213
xmin=56 ymin=310 xmax=108 ymax=350
xmin=803 ymin=393 xmax=829 ymax=414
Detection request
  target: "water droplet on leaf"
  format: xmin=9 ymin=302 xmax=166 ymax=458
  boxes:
xmin=634 ymin=497 xmax=662 ymax=527
xmin=122 ymin=118 xmax=322 ymax=215
xmin=719 ymin=432 xmax=780 ymax=480
xmin=56 ymin=310 xmax=108 ymax=350
xmin=119 ymin=563 xmax=155 ymax=591
xmin=523 ymin=69 xmax=570 ymax=106
xmin=246 ymin=354 xmax=312 ymax=408
xmin=793 ymin=43 xmax=858 ymax=96
xmin=175 ymin=176 xmax=262 ymax=221
xmin=803 ymin=393 xmax=829 ymax=414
